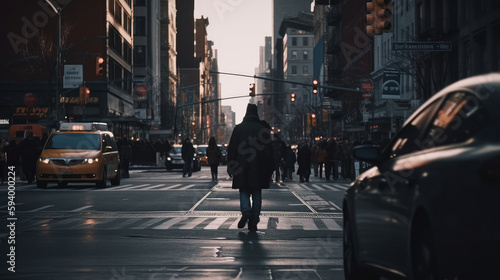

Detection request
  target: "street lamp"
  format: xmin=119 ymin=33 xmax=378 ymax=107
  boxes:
xmin=44 ymin=0 xmax=75 ymax=121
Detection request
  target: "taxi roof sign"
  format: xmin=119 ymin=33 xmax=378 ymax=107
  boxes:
xmin=59 ymin=122 xmax=108 ymax=131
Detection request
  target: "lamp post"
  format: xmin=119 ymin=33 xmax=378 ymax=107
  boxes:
xmin=45 ymin=0 xmax=75 ymax=122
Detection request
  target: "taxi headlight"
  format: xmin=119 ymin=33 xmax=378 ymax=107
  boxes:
xmin=39 ymin=157 xmax=50 ymax=164
xmin=166 ymin=157 xmax=172 ymax=161
xmin=83 ymin=158 xmax=99 ymax=164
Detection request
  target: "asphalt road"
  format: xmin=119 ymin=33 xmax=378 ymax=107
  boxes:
xmin=0 ymin=165 xmax=350 ymax=279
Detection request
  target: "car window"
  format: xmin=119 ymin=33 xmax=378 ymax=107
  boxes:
xmin=424 ymin=91 xmax=488 ymax=146
xmin=385 ymin=99 xmax=442 ymax=158
xmin=45 ymin=134 xmax=100 ymax=150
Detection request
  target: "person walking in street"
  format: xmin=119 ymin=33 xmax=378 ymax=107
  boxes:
xmin=315 ymin=140 xmax=327 ymax=178
xmin=310 ymin=143 xmax=318 ymax=177
xmin=297 ymin=141 xmax=312 ymax=182
xmin=227 ymin=104 xmax=274 ymax=232
xmin=206 ymin=136 xmax=222 ymax=182
xmin=325 ymin=138 xmax=338 ymax=181
xmin=282 ymin=145 xmax=296 ymax=182
xmin=272 ymin=133 xmax=286 ymax=183
xmin=340 ymin=139 xmax=353 ymax=180
xmin=119 ymin=138 xmax=132 ymax=178
xmin=182 ymin=137 xmax=195 ymax=177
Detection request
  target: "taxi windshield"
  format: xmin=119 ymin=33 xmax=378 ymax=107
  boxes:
xmin=45 ymin=134 xmax=100 ymax=150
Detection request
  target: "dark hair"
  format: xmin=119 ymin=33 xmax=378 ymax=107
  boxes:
xmin=208 ymin=136 xmax=216 ymax=148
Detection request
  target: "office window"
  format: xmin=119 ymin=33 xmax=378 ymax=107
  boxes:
xmin=303 ymin=50 xmax=308 ymax=60
xmin=292 ymin=51 xmax=297 ymax=60
xmin=292 ymin=37 xmax=297 ymax=46
xmin=303 ymin=66 xmax=309 ymax=75
xmin=292 ymin=65 xmax=297 ymax=74
xmin=135 ymin=17 xmax=146 ymax=36
xmin=303 ymin=37 xmax=308 ymax=46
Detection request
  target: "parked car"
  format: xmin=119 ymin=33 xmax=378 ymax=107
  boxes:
xmin=343 ymin=73 xmax=500 ymax=280
xmin=165 ymin=144 xmax=201 ymax=171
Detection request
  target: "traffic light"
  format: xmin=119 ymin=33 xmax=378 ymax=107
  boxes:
xmin=322 ymin=109 xmax=329 ymax=122
xmin=373 ymin=0 xmax=392 ymax=33
xmin=249 ymin=83 xmax=256 ymax=97
xmin=79 ymin=86 xmax=90 ymax=105
xmin=312 ymin=79 xmax=319 ymax=94
xmin=191 ymin=122 xmax=195 ymax=135
xmin=96 ymin=57 xmax=104 ymax=76
xmin=306 ymin=113 xmax=312 ymax=127
xmin=180 ymin=92 xmax=187 ymax=104
xmin=290 ymin=92 xmax=296 ymax=102
xmin=311 ymin=113 xmax=317 ymax=127
xmin=365 ymin=1 xmax=377 ymax=35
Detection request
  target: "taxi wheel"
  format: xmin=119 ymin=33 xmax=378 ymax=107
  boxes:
xmin=96 ymin=167 xmax=107 ymax=188
xmin=37 ymin=181 xmax=47 ymax=189
xmin=110 ymin=166 xmax=121 ymax=186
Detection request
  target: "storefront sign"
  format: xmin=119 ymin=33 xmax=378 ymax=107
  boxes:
xmin=382 ymin=71 xmax=401 ymax=100
xmin=14 ymin=107 xmax=50 ymax=118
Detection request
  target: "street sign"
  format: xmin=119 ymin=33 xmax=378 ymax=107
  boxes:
xmin=24 ymin=92 xmax=38 ymax=107
xmin=136 ymin=85 xmax=148 ymax=96
xmin=63 ymin=65 xmax=83 ymax=88
xmin=392 ymin=42 xmax=452 ymax=51
xmin=362 ymin=80 xmax=374 ymax=92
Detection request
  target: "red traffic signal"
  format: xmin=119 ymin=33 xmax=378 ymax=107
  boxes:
xmin=96 ymin=57 xmax=104 ymax=76
xmin=312 ymin=79 xmax=319 ymax=94
xmin=373 ymin=0 xmax=392 ymax=33
xmin=249 ymin=83 xmax=256 ymax=97
xmin=79 ymin=86 xmax=90 ymax=105
xmin=290 ymin=93 xmax=296 ymax=102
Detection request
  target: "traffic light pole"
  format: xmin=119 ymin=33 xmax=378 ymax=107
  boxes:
xmin=210 ymin=71 xmax=365 ymax=93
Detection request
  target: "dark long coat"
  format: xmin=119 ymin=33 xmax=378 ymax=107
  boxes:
xmin=297 ymin=143 xmax=312 ymax=177
xmin=227 ymin=114 xmax=274 ymax=191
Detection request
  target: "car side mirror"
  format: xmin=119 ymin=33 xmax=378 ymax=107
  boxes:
xmin=352 ymin=145 xmax=382 ymax=165
xmin=105 ymin=145 xmax=113 ymax=152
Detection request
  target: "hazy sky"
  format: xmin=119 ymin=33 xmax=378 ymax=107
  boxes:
xmin=194 ymin=0 xmax=272 ymax=124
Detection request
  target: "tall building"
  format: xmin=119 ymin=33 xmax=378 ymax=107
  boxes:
xmin=0 ymin=0 xmax=135 ymax=138
xmin=279 ymin=11 xmax=315 ymax=142
xmin=255 ymin=37 xmax=273 ymax=123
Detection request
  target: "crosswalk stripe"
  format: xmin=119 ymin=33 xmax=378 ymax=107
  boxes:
xmin=321 ymin=184 xmax=341 ymax=191
xmin=310 ymin=184 xmax=324 ymax=190
xmin=119 ymin=184 xmax=150 ymax=190
xmin=70 ymin=205 xmax=93 ymax=212
xmin=179 ymin=217 xmax=208 ymax=229
xmin=107 ymin=218 xmax=143 ymax=230
xmin=332 ymin=183 xmax=348 ymax=190
xmin=159 ymin=184 xmax=182 ymax=190
xmin=204 ymin=218 xmax=229 ymax=230
xmin=276 ymin=218 xmax=319 ymax=230
xmin=178 ymin=184 xmax=196 ymax=190
xmin=321 ymin=219 xmax=342 ymax=230
xmin=153 ymin=217 xmax=187 ymax=229
xmin=69 ymin=218 xmax=117 ymax=229
xmin=299 ymin=184 xmax=313 ymax=190
xmin=131 ymin=218 xmax=169 ymax=229
xmin=143 ymin=184 xmax=166 ymax=190
xmin=102 ymin=184 xmax=133 ymax=190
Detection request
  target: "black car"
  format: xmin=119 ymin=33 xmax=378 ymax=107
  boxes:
xmin=165 ymin=145 xmax=201 ymax=172
xmin=343 ymin=73 xmax=500 ymax=280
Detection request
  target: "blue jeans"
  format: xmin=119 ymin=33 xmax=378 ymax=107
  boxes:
xmin=239 ymin=189 xmax=262 ymax=220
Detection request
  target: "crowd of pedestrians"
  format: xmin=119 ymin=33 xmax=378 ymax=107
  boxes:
xmin=0 ymin=134 xmax=47 ymax=185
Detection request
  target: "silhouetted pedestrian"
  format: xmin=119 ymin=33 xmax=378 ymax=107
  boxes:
xmin=206 ymin=136 xmax=222 ymax=182
xmin=181 ymin=138 xmax=195 ymax=177
xmin=297 ymin=141 xmax=311 ymax=182
xmin=227 ymin=104 xmax=274 ymax=231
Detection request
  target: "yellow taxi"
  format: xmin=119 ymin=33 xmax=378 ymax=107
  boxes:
xmin=36 ymin=122 xmax=120 ymax=188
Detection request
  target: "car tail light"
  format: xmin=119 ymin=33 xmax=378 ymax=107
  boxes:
xmin=480 ymin=156 xmax=500 ymax=184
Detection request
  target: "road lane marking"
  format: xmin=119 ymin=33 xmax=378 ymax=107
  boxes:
xmin=107 ymin=218 xmax=142 ymax=230
xmin=119 ymin=184 xmax=150 ymax=190
xmin=153 ymin=217 xmax=187 ymax=229
xmin=204 ymin=218 xmax=229 ymax=230
xmin=329 ymin=201 xmax=342 ymax=211
xmin=143 ymin=184 xmax=166 ymax=189
xmin=70 ymin=205 xmax=93 ymax=212
xmin=178 ymin=184 xmax=195 ymax=190
xmin=322 ymin=219 xmax=342 ymax=230
xmin=131 ymin=218 xmax=169 ymax=229
xmin=332 ymin=183 xmax=348 ymax=190
xmin=100 ymin=184 xmax=133 ymax=191
xmin=179 ymin=217 xmax=207 ymax=229
xmin=27 ymin=205 xmax=54 ymax=212
xmin=321 ymin=184 xmax=341 ymax=191
xmin=276 ymin=218 xmax=319 ymax=230
xmin=159 ymin=184 xmax=182 ymax=190
xmin=311 ymin=184 xmax=324 ymax=190
xmin=299 ymin=184 xmax=313 ymax=190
